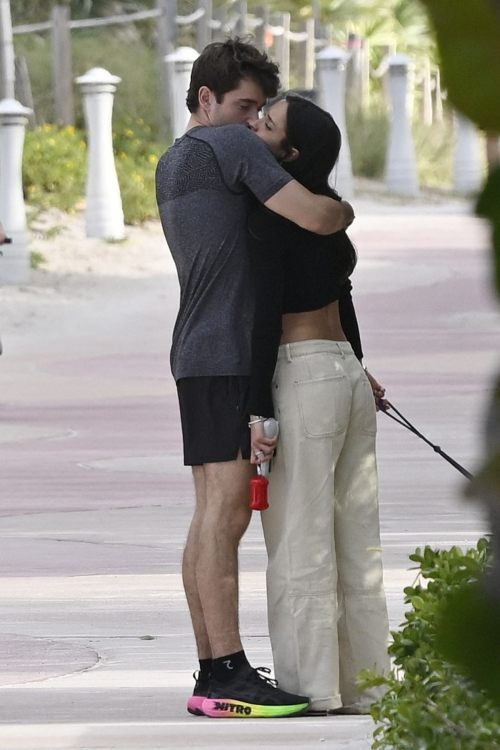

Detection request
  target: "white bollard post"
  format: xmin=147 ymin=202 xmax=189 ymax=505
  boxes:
xmin=385 ymin=54 xmax=419 ymax=196
xmin=75 ymin=68 xmax=125 ymax=240
xmin=316 ymin=46 xmax=354 ymax=199
xmin=0 ymin=99 xmax=32 ymax=284
xmin=165 ymin=47 xmax=199 ymax=141
xmin=453 ymin=113 xmax=483 ymax=194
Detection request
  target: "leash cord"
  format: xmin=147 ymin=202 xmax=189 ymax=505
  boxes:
xmin=379 ymin=400 xmax=474 ymax=481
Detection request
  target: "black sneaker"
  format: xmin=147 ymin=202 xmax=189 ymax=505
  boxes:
xmin=187 ymin=670 xmax=210 ymax=716
xmin=202 ymin=665 xmax=309 ymax=718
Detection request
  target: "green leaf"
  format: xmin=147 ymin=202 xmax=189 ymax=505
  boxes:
xmin=411 ymin=596 xmax=426 ymax=610
xmin=419 ymin=0 xmax=500 ymax=131
xmin=435 ymin=584 xmax=500 ymax=702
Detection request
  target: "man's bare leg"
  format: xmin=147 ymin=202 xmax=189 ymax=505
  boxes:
xmin=182 ymin=465 xmax=211 ymax=659
xmin=196 ymin=454 xmax=254 ymax=658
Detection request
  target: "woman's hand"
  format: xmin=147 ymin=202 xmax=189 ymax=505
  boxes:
xmin=364 ymin=370 xmax=389 ymax=412
xmin=250 ymin=420 xmax=278 ymax=465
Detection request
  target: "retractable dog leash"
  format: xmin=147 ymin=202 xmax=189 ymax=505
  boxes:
xmin=379 ymin=401 xmax=473 ymax=481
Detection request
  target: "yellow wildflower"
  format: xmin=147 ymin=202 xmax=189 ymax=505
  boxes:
xmin=124 ymin=129 xmax=134 ymax=137
xmin=137 ymin=118 xmax=145 ymax=125
xmin=133 ymin=139 xmax=141 ymax=146
xmin=48 ymin=138 xmax=56 ymax=146
xmin=145 ymin=125 xmax=151 ymax=132
xmin=119 ymin=152 xmax=128 ymax=160
xmin=65 ymin=161 xmax=74 ymax=169
xmin=64 ymin=125 xmax=75 ymax=135
xmin=79 ymin=141 xmax=86 ymax=150
xmin=132 ymin=173 xmax=144 ymax=183
xmin=148 ymin=154 xmax=158 ymax=164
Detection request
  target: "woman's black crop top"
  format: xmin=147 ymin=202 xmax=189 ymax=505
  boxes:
xmin=247 ymin=205 xmax=363 ymax=417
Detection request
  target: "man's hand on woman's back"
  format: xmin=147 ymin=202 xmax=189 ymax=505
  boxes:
xmin=341 ymin=200 xmax=355 ymax=229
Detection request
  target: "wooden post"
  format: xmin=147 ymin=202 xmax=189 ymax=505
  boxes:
xmin=51 ymin=4 xmax=74 ymax=125
xmin=346 ymin=33 xmax=362 ymax=107
xmin=422 ymin=55 xmax=433 ymax=126
xmin=312 ymin=0 xmax=322 ymax=40
xmin=382 ymin=43 xmax=396 ymax=106
xmin=254 ymin=6 xmax=268 ymax=52
xmin=14 ymin=56 xmax=36 ymax=129
xmin=360 ymin=37 xmax=370 ymax=110
xmin=282 ymin=13 xmax=290 ymax=90
xmin=273 ymin=14 xmax=284 ymax=86
xmin=197 ymin=0 xmax=212 ymax=52
xmin=434 ymin=67 xmax=443 ymax=122
xmin=273 ymin=12 xmax=290 ymax=91
xmin=212 ymin=6 xmax=227 ymax=43
xmin=297 ymin=20 xmax=314 ymax=90
xmin=304 ymin=19 xmax=315 ymax=90
xmin=0 ymin=0 xmax=15 ymax=100
xmin=156 ymin=0 xmax=177 ymax=138
xmin=234 ymin=0 xmax=247 ymax=37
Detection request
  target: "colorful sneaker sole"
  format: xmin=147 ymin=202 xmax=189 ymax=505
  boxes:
xmin=187 ymin=696 xmax=206 ymax=716
xmin=202 ymin=698 xmax=309 ymax=719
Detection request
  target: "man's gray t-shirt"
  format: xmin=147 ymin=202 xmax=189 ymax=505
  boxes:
xmin=156 ymin=124 xmax=293 ymax=381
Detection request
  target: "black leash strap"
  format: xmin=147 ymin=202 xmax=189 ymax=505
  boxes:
xmin=379 ymin=400 xmax=474 ymax=481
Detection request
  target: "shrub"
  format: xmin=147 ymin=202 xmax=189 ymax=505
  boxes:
xmin=23 ymin=124 xmax=87 ymax=212
xmin=360 ymin=540 xmax=500 ymax=750
xmin=347 ymin=104 xmax=390 ymax=180
xmin=347 ymin=100 xmax=456 ymax=187
xmin=113 ymin=118 xmax=164 ymax=224
xmin=413 ymin=114 xmax=455 ymax=189
xmin=23 ymin=120 xmax=165 ymax=224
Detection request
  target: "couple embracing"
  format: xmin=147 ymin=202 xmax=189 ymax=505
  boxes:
xmin=156 ymin=37 xmax=390 ymax=719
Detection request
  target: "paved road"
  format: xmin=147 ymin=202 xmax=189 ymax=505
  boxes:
xmin=0 ymin=203 xmax=495 ymax=749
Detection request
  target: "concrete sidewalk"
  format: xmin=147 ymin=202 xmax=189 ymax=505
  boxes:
xmin=0 ymin=200 xmax=495 ymax=749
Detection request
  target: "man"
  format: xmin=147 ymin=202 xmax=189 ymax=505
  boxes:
xmin=156 ymin=38 xmax=354 ymax=719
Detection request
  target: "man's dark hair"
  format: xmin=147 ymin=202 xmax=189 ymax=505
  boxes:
xmin=186 ymin=37 xmax=280 ymax=113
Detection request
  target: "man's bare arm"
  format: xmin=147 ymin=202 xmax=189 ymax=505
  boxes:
xmin=264 ymin=180 xmax=354 ymax=235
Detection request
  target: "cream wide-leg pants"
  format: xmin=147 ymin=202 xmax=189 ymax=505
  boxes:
xmin=261 ymin=340 xmax=391 ymax=712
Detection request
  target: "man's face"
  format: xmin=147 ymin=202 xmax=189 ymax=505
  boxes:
xmin=248 ymin=100 xmax=290 ymax=159
xmin=204 ymin=77 xmax=267 ymax=126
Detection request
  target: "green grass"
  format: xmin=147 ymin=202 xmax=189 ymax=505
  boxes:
xmin=15 ymin=29 xmax=165 ymax=139
xmin=30 ymin=250 xmax=47 ymax=269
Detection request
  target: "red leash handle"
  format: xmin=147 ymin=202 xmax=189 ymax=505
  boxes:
xmin=249 ymin=418 xmax=279 ymax=511
xmin=250 ymin=475 xmax=269 ymax=511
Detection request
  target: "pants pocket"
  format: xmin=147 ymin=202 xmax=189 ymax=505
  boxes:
xmin=294 ymin=375 xmax=351 ymax=438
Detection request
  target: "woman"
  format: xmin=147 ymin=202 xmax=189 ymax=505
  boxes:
xmin=247 ymin=95 xmax=391 ymax=715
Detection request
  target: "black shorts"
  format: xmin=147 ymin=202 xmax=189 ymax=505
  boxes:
xmin=177 ymin=376 xmax=251 ymax=466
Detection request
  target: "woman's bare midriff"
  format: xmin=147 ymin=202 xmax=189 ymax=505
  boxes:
xmin=280 ymin=300 xmax=347 ymax=345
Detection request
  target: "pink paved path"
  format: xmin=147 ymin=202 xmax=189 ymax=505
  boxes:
xmin=0 ymin=204 xmax=496 ymax=748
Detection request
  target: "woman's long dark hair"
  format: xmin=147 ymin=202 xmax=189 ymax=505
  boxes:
xmin=282 ymin=94 xmax=357 ymax=282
